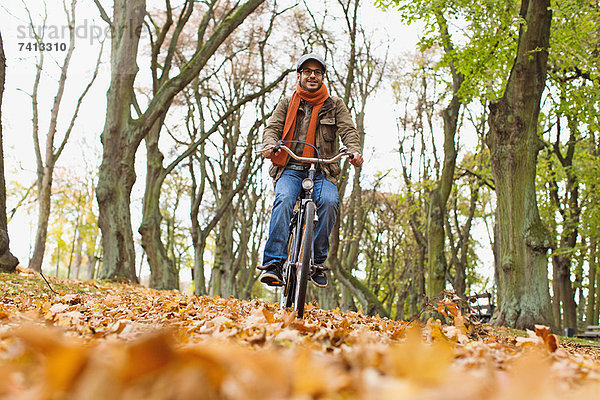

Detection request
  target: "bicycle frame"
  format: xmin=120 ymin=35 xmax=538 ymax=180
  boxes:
xmin=269 ymin=141 xmax=353 ymax=317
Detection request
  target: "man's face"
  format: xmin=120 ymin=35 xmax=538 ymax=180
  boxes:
xmin=297 ymin=59 xmax=325 ymax=92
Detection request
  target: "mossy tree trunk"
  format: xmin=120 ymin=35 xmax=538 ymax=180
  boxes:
xmin=139 ymin=119 xmax=179 ymax=290
xmin=96 ymin=0 xmax=146 ymax=282
xmin=486 ymin=0 xmax=554 ymax=329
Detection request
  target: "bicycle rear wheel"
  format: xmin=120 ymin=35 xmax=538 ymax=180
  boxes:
xmin=294 ymin=201 xmax=315 ymax=318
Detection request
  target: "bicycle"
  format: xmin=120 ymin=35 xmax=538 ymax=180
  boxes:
xmin=265 ymin=140 xmax=353 ymax=318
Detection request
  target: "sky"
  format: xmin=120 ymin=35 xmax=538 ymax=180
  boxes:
xmin=0 ymin=0 xmax=494 ymax=290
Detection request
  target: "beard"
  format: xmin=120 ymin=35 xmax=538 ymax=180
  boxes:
xmin=300 ymin=78 xmax=322 ymax=92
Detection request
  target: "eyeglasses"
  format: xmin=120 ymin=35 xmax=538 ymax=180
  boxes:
xmin=300 ymin=68 xmax=323 ymax=77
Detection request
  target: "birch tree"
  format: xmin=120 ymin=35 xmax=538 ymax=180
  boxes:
xmin=24 ymin=0 xmax=102 ymax=272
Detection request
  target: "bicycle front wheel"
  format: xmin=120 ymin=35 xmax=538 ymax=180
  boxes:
xmin=294 ymin=201 xmax=315 ymax=318
xmin=281 ymin=229 xmax=296 ymax=309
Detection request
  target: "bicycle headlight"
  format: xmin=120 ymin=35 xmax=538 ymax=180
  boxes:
xmin=302 ymin=178 xmax=314 ymax=191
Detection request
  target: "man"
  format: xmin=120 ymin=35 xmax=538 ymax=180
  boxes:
xmin=259 ymin=53 xmax=363 ymax=288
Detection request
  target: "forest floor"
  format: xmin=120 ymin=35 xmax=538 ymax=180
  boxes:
xmin=1 ymin=269 xmax=600 ymax=399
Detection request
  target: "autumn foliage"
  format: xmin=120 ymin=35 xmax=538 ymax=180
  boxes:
xmin=0 ymin=270 xmax=599 ymax=399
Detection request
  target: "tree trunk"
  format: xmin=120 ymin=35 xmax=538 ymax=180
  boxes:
xmin=97 ymin=142 xmax=140 ymax=281
xmin=450 ymin=181 xmax=479 ymax=298
xmin=0 ymin=32 xmax=19 ymax=272
xmin=587 ymin=242 xmax=598 ymax=324
xmin=139 ymin=121 xmax=178 ymax=290
xmin=486 ymin=0 xmax=554 ymax=329
xmin=72 ymin=233 xmax=83 ymax=279
xmin=550 ymin=118 xmax=581 ymax=332
xmin=552 ymin=258 xmax=562 ymax=331
xmin=554 ymin=253 xmax=577 ymax=331
xmin=426 ymin=11 xmax=463 ymax=298
xmin=210 ymin=168 xmax=235 ymax=297
xmin=95 ymin=0 xmax=145 ymax=282
xmin=192 ymin=239 xmax=207 ymax=295
xmin=29 ymin=169 xmax=53 ymax=271
xmin=427 ymin=189 xmax=446 ymax=296
xmin=211 ymin=213 xmax=234 ymax=297
xmin=592 ymin=260 xmax=600 ymax=325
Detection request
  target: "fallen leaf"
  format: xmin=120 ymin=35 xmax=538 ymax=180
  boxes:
xmin=262 ymin=307 xmax=275 ymax=323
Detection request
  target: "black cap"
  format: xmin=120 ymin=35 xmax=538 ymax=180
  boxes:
xmin=296 ymin=53 xmax=327 ymax=73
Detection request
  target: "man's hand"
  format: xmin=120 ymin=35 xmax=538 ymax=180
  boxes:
xmin=261 ymin=146 xmax=280 ymax=159
xmin=350 ymin=152 xmax=364 ymax=167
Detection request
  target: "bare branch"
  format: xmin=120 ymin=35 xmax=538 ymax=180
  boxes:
xmin=55 ymin=41 xmax=104 ymax=159
xmin=163 ymin=67 xmax=293 ymax=177
xmin=93 ymin=0 xmax=113 ymax=27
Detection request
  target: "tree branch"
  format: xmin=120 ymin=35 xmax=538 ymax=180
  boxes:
xmin=93 ymin=0 xmax=113 ymax=27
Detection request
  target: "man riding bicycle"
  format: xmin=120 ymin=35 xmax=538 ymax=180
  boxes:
xmin=259 ymin=53 xmax=363 ymax=288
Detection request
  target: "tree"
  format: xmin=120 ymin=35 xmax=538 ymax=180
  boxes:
xmin=379 ymin=0 xmax=518 ymax=299
xmin=447 ymin=101 xmax=495 ymax=298
xmin=0 ymin=31 xmax=19 ymax=272
xmin=44 ymin=166 xmax=100 ymax=279
xmin=93 ymin=0 xmax=265 ymax=282
xmin=303 ymin=0 xmax=389 ymax=316
xmin=539 ymin=0 xmax=600 ymax=331
xmin=138 ymin=1 xmax=291 ymax=290
xmin=393 ymin=49 xmax=442 ymax=316
xmin=424 ymin=8 xmax=464 ymax=299
xmin=24 ymin=0 xmax=102 ymax=272
xmin=486 ymin=0 xmax=554 ymax=329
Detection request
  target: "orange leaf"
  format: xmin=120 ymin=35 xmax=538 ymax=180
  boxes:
xmin=445 ymin=303 xmax=459 ymax=317
xmin=119 ymin=331 xmax=175 ymax=382
xmin=262 ymin=307 xmax=275 ymax=323
xmin=534 ymin=324 xmax=558 ymax=352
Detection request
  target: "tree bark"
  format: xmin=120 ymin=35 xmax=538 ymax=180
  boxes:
xmin=29 ymin=170 xmax=53 ymax=271
xmin=552 ymin=257 xmax=562 ymax=330
xmin=553 ymin=253 xmax=577 ymax=330
xmin=587 ymin=242 xmax=598 ymax=324
xmin=486 ymin=0 xmax=554 ymax=329
xmin=427 ymin=189 xmax=446 ymax=297
xmin=96 ymin=0 xmax=145 ymax=282
xmin=71 ymin=233 xmax=83 ymax=279
xmin=0 ymin=32 xmax=19 ymax=272
xmin=139 ymin=120 xmax=179 ymax=290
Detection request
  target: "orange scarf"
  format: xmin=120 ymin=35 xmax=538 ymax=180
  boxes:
xmin=271 ymin=82 xmax=330 ymax=166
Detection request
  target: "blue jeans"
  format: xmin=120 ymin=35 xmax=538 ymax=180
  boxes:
xmin=262 ymin=168 xmax=339 ymax=267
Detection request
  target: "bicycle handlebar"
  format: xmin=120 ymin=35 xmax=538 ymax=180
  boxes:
xmin=266 ymin=141 xmax=354 ymax=164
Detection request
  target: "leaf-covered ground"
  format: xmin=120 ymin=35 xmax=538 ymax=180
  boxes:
xmin=1 ymin=269 xmax=600 ymax=399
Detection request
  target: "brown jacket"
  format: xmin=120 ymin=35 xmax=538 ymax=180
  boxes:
xmin=263 ymin=96 xmax=361 ymax=184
